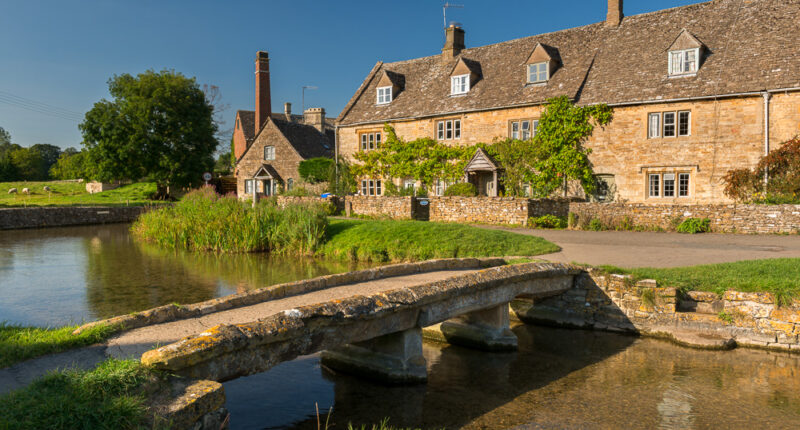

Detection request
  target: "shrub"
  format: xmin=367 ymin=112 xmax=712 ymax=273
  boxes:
xmin=383 ymin=181 xmax=416 ymax=197
xmin=281 ymin=186 xmax=314 ymax=197
xmin=298 ymin=157 xmax=334 ymax=184
xmin=617 ymin=215 xmax=634 ymax=231
xmin=676 ymin=217 xmax=710 ymax=234
xmin=588 ymin=218 xmax=604 ymax=231
xmin=443 ymin=182 xmax=477 ymax=197
xmin=567 ymin=212 xmax=577 ymax=228
xmin=528 ymin=214 xmax=567 ymax=229
xmin=723 ymin=137 xmax=800 ymax=203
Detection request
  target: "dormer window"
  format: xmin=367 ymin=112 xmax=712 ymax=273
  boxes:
xmin=527 ymin=62 xmax=549 ymax=83
xmin=669 ymin=48 xmax=699 ymax=76
xmin=376 ymin=86 xmax=392 ymax=104
xmin=451 ymin=74 xmax=469 ymax=95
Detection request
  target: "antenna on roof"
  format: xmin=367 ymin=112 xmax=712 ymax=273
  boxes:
xmin=301 ymin=85 xmax=317 ymax=113
xmin=443 ymin=2 xmax=464 ymax=29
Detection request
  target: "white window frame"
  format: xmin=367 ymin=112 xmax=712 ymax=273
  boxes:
xmin=244 ymin=179 xmax=254 ymax=194
xmin=360 ymin=179 xmax=382 ymax=196
xmin=360 ymin=132 xmax=381 ymax=151
xmin=663 ymin=112 xmax=676 ymax=137
xmin=376 ymin=86 xmax=392 ymax=104
xmin=451 ymin=74 xmax=469 ymax=95
xmin=511 ymin=121 xmax=520 ymax=140
xmin=403 ymin=179 xmax=415 ymax=191
xmin=521 ymin=120 xmax=531 ymax=140
xmin=264 ymin=146 xmax=275 ymax=160
xmin=648 ymin=113 xmax=661 ymax=138
xmin=663 ymin=173 xmax=676 ymax=197
xmin=437 ymin=119 xmax=461 ymax=140
xmin=678 ymin=173 xmax=690 ymax=197
xmin=678 ymin=111 xmax=691 ymax=136
xmin=668 ymin=48 xmax=699 ymax=76
xmin=527 ymin=62 xmax=549 ymax=83
xmin=532 ymin=120 xmax=539 ymax=136
xmin=648 ymin=174 xmax=661 ymax=198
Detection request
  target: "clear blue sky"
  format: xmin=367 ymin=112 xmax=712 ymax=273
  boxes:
xmin=0 ymin=0 xmax=703 ymax=150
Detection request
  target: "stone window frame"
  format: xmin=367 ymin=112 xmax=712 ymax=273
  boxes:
xmin=509 ymin=118 xmax=539 ymax=140
xmin=646 ymin=170 xmax=692 ymax=199
xmin=264 ymin=146 xmax=275 ymax=160
xmin=668 ymin=48 xmax=700 ymax=77
xmin=286 ymin=178 xmax=294 ymax=191
xmin=376 ymin=86 xmax=392 ymax=105
xmin=359 ymin=130 xmax=382 ymax=152
xmin=647 ymin=110 xmax=691 ymax=139
xmin=436 ymin=118 xmax=462 ymax=141
xmin=526 ymin=62 xmax=549 ymax=84
xmin=360 ymin=178 xmax=382 ymax=196
xmin=451 ymin=74 xmax=470 ymax=95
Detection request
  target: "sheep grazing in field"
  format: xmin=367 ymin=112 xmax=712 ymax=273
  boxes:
xmin=8 ymin=188 xmax=17 ymax=194
xmin=21 ymin=188 xmax=30 ymax=194
xmin=43 ymin=186 xmax=51 ymax=192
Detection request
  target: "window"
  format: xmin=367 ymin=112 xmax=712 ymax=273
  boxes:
xmin=678 ymin=111 xmax=691 ymax=136
xmin=360 ymin=179 xmax=382 ymax=196
xmin=511 ymin=121 xmax=519 ymax=140
xmin=663 ymin=173 xmax=675 ymax=197
xmin=451 ymin=74 xmax=469 ymax=95
xmin=510 ymin=119 xmax=538 ymax=140
xmin=377 ymin=86 xmax=392 ymax=104
xmin=360 ymin=132 xmax=381 ymax=151
xmin=434 ymin=179 xmax=454 ymax=196
xmin=648 ymin=113 xmax=661 ymax=138
xmin=437 ymin=119 xmax=461 ymax=140
xmin=663 ymin=112 xmax=676 ymax=137
xmin=649 ymin=174 xmax=660 ymax=197
xmin=679 ymin=173 xmax=690 ymax=197
xmin=264 ymin=146 xmax=275 ymax=160
xmin=244 ymin=179 xmax=254 ymax=194
xmin=403 ymin=179 xmax=415 ymax=191
xmin=669 ymin=48 xmax=699 ymax=76
xmin=527 ymin=62 xmax=548 ymax=83
xmin=236 ymin=117 xmax=240 ymax=129
xmin=287 ymin=178 xmax=294 ymax=191
xmin=532 ymin=120 xmax=539 ymax=136
xmin=521 ymin=121 xmax=531 ymax=140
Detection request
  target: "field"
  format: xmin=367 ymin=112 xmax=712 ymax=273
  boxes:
xmin=0 ymin=181 xmax=160 ymax=207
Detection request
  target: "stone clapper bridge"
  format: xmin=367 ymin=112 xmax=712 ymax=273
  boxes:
xmin=73 ymin=259 xmax=580 ymax=424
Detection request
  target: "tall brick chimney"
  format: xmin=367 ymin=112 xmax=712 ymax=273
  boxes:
xmin=255 ymin=51 xmax=271 ymax=135
xmin=606 ymin=0 xmax=623 ymax=27
xmin=303 ymin=108 xmax=325 ymax=133
xmin=441 ymin=24 xmax=465 ymax=61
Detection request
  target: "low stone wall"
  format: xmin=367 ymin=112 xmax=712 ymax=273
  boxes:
xmin=0 ymin=206 xmax=148 ymax=230
xmin=276 ymin=195 xmax=344 ymax=214
xmin=513 ymin=268 xmax=800 ymax=352
xmin=569 ymin=202 xmax=800 ymax=234
xmin=429 ymin=197 xmax=570 ymax=225
xmin=344 ymin=196 xmax=415 ymax=219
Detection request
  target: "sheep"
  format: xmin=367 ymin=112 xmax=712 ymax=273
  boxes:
xmin=43 ymin=186 xmax=51 ymax=192
xmin=21 ymin=188 xmax=29 ymax=194
xmin=8 ymin=188 xmax=17 ymax=194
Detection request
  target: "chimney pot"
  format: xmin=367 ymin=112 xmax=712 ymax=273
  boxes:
xmin=255 ymin=51 xmax=272 ymax=135
xmin=441 ymin=25 xmax=465 ymax=62
xmin=606 ymin=0 xmax=623 ymax=27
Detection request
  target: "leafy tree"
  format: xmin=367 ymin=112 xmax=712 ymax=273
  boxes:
xmin=80 ymin=70 xmax=218 ymax=192
xmin=328 ymin=156 xmax=358 ymax=195
xmin=50 ymin=150 xmax=88 ymax=180
xmin=0 ymin=126 xmax=11 ymax=146
xmin=9 ymin=147 xmax=47 ymax=180
xmin=213 ymin=151 xmax=232 ymax=175
xmin=298 ymin=157 xmax=334 ymax=183
xmin=0 ymin=153 xmax=18 ymax=181
xmin=30 ymin=143 xmax=62 ymax=175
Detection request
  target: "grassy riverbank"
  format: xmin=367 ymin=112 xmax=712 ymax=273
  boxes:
xmin=0 ymin=359 xmax=161 ymax=429
xmin=0 ymin=323 xmax=116 ymax=368
xmin=0 ymin=181 xmax=161 ymax=207
xmin=321 ymin=219 xmax=559 ymax=262
xmin=599 ymin=258 xmax=800 ymax=300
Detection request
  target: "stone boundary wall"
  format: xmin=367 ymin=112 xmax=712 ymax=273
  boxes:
xmin=429 ymin=197 xmax=570 ymax=225
xmin=73 ymin=257 xmax=506 ymax=335
xmin=0 ymin=206 xmax=149 ymax=230
xmin=513 ymin=268 xmax=800 ymax=353
xmin=276 ymin=195 xmax=344 ymax=214
xmin=344 ymin=196 xmax=415 ymax=219
xmin=569 ymin=202 xmax=800 ymax=234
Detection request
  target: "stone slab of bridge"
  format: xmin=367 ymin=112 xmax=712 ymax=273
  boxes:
xmin=141 ymin=262 xmax=580 ymax=383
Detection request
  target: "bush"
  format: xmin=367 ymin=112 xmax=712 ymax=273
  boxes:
xmin=383 ymin=181 xmax=416 ymax=197
xmin=567 ymin=212 xmax=577 ymax=228
xmin=528 ymin=214 xmax=567 ymax=229
xmin=281 ymin=186 xmax=314 ymax=197
xmin=676 ymin=217 xmax=710 ymax=234
xmin=299 ymin=157 xmax=334 ymax=183
xmin=588 ymin=218 xmax=604 ymax=231
xmin=723 ymin=137 xmax=800 ymax=203
xmin=443 ymin=182 xmax=477 ymax=197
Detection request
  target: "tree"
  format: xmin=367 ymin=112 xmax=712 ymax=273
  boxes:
xmin=0 ymin=126 xmax=10 ymax=146
xmin=30 ymin=143 xmax=62 ymax=175
xmin=50 ymin=149 xmax=88 ymax=180
xmin=213 ymin=151 xmax=231 ymax=175
xmin=80 ymin=70 xmax=218 ymax=192
xmin=9 ymin=147 xmax=47 ymax=180
xmin=298 ymin=157 xmax=334 ymax=183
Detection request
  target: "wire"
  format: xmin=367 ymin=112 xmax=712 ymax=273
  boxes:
xmin=0 ymin=90 xmax=84 ymax=122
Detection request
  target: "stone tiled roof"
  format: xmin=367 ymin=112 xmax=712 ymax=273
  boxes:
xmin=237 ymin=110 xmax=256 ymax=141
xmin=237 ymin=110 xmax=334 ymax=160
xmin=337 ymin=0 xmax=800 ymax=126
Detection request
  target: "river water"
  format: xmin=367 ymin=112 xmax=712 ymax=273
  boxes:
xmin=2 ymin=225 xmax=800 ymax=429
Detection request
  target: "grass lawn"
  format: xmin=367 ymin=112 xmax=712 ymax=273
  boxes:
xmin=319 ymin=219 xmax=560 ymax=262
xmin=598 ymin=258 xmax=800 ymax=300
xmin=0 ymin=181 xmax=161 ymax=207
xmin=0 ymin=323 xmax=117 ymax=368
xmin=0 ymin=359 xmax=162 ymax=430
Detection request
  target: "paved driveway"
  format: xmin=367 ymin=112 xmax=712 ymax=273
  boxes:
xmin=483 ymin=226 xmax=800 ymax=268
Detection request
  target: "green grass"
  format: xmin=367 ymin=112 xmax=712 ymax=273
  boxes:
xmin=319 ymin=219 xmax=560 ymax=262
xmin=596 ymin=258 xmax=800 ymax=299
xmin=0 ymin=359 xmax=161 ymax=429
xmin=0 ymin=323 xmax=117 ymax=368
xmin=0 ymin=181 xmax=162 ymax=207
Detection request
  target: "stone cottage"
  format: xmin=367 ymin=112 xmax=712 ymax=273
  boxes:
xmin=335 ymin=0 xmax=800 ymax=203
xmin=233 ymin=51 xmax=334 ymax=198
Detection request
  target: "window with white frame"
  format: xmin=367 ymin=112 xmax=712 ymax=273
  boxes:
xmin=264 ymin=146 xmax=275 ymax=160
xmin=533 ymin=120 xmax=539 ymax=136
xmin=648 ymin=174 xmax=660 ymax=198
xmin=649 ymin=172 xmax=691 ymax=198
xmin=527 ymin=62 xmax=548 ymax=83
xmin=436 ymin=119 xmax=461 ymax=140
xmin=360 ymin=179 xmax=382 ymax=196
xmin=377 ymin=86 xmax=392 ymax=104
xmin=451 ymin=74 xmax=469 ymax=95
xmin=648 ymin=111 xmax=691 ymax=138
xmin=287 ymin=178 xmax=294 ymax=191
xmin=648 ymin=113 xmax=661 ymax=138
xmin=669 ymin=48 xmax=699 ymax=76
xmin=403 ymin=178 xmax=415 ymax=191
xmin=678 ymin=111 xmax=691 ymax=136
xmin=434 ymin=179 xmax=454 ymax=196
xmin=245 ymin=179 xmax=254 ymax=194
xmin=360 ymin=132 xmax=381 ymax=151
xmin=663 ymin=112 xmax=676 ymax=137
xmin=663 ymin=173 xmax=676 ymax=197
xmin=678 ymin=173 xmax=690 ymax=197
xmin=510 ymin=119 xmax=538 ymax=140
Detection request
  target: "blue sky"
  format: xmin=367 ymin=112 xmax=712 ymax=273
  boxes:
xmin=0 ymin=0 xmax=702 ymax=150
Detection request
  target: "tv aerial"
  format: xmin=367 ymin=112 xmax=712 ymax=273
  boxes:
xmin=443 ymin=2 xmax=464 ymax=29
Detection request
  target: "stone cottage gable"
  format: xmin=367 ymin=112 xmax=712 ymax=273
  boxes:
xmin=337 ymin=0 xmax=800 ymax=126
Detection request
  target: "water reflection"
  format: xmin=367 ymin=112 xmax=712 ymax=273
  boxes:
xmin=224 ymin=325 xmax=800 ymax=429
xmin=0 ymin=224 xmax=374 ymax=326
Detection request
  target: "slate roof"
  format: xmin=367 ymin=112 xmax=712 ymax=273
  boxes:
xmin=338 ymin=0 xmax=800 ymax=126
xmin=236 ymin=110 xmax=334 ymax=160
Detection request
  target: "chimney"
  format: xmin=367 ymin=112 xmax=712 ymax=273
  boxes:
xmin=303 ymin=108 xmax=325 ymax=132
xmin=441 ymin=24 xmax=465 ymax=62
xmin=284 ymin=102 xmax=292 ymax=121
xmin=255 ymin=51 xmax=271 ymax=135
xmin=606 ymin=0 xmax=623 ymax=27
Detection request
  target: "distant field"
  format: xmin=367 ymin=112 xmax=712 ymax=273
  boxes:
xmin=0 ymin=181 xmax=161 ymax=207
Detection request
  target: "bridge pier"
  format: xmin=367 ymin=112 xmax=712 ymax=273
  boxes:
xmin=439 ymin=303 xmax=518 ymax=351
xmin=320 ymin=327 xmax=427 ymax=384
